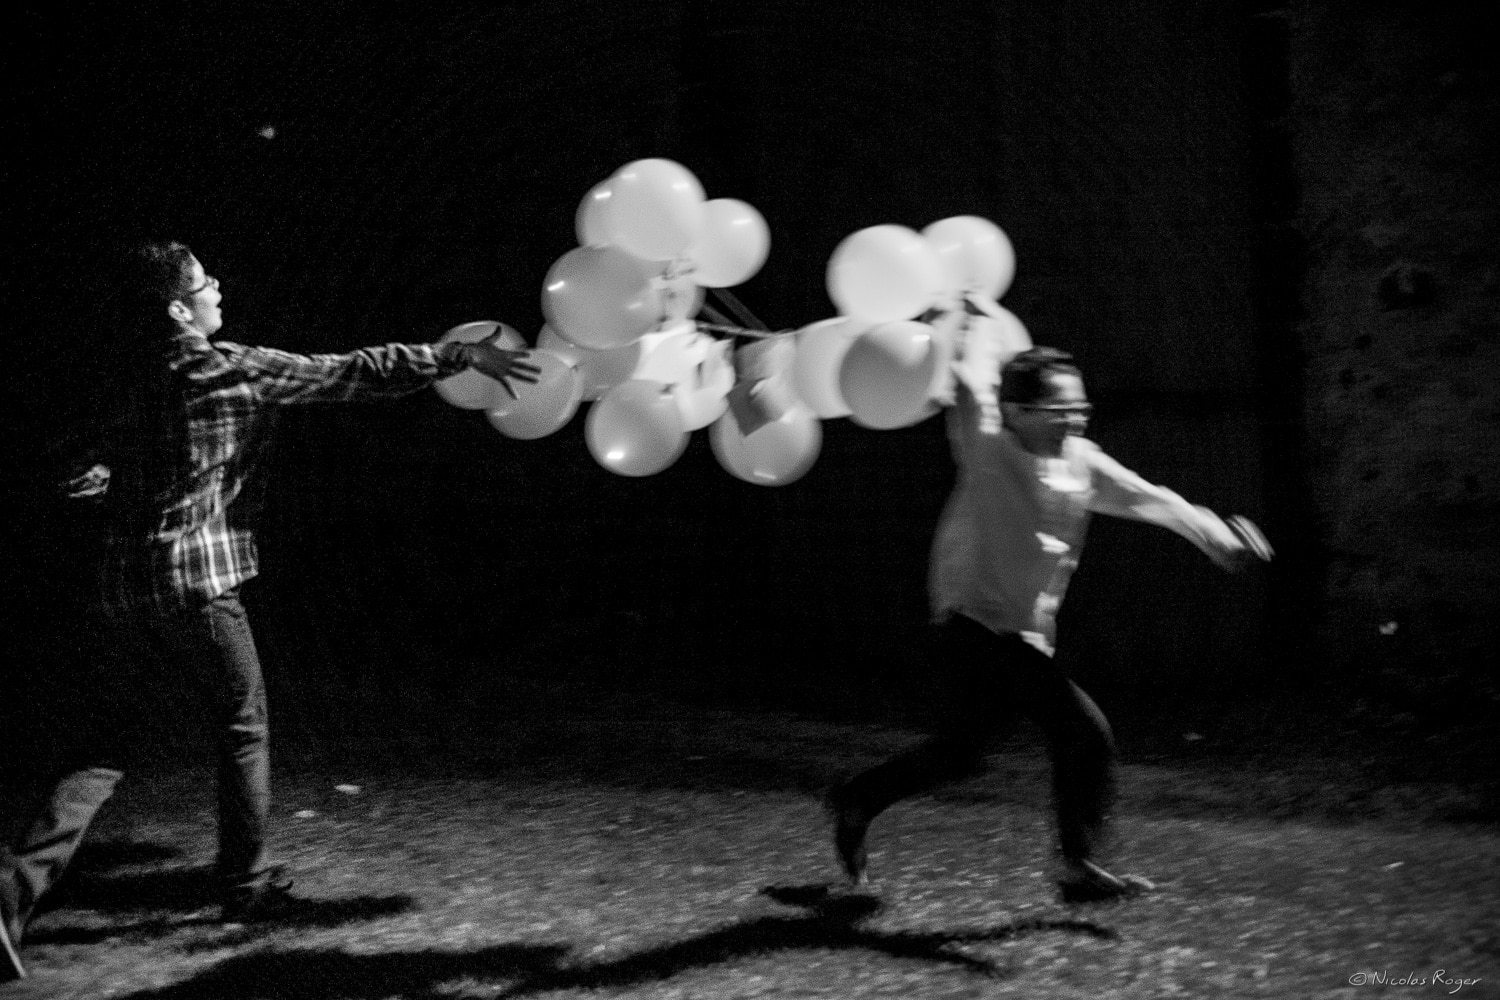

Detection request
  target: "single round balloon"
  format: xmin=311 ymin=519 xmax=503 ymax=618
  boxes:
xmin=434 ymin=321 xmax=527 ymax=410
xmin=604 ymin=158 xmax=707 ymax=261
xmin=537 ymin=324 xmax=641 ymax=402
xmin=839 ymin=320 xmax=940 ymax=429
xmin=790 ymin=317 xmax=867 ymax=419
xmin=485 ymin=349 xmax=584 ymax=440
xmin=575 ymin=180 xmax=615 ymax=247
xmin=541 ymin=245 xmax=661 ymax=350
xmin=585 ymin=379 xmax=688 ymax=477
xmin=827 ymin=225 xmax=946 ymax=323
xmin=689 ymin=198 xmax=770 ymax=288
xmin=922 ymin=216 xmax=1016 ymax=299
xmin=710 ymin=406 xmax=822 ymax=486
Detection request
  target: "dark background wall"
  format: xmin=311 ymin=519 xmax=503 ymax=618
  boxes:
xmin=1288 ymin=4 xmax=1500 ymax=724
xmin=3 ymin=2 xmax=1493 ymax=739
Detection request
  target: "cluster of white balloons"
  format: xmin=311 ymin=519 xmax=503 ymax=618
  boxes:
xmin=435 ymin=158 xmax=1033 ymax=487
xmin=436 ymin=158 xmax=785 ymax=480
xmin=805 ymin=216 xmax=1032 ymax=430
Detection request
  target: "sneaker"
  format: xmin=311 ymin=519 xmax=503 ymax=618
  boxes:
xmin=1 ymin=893 xmax=24 ymax=982
xmin=1058 ymin=859 xmax=1156 ymax=903
xmin=824 ymin=789 xmax=870 ymax=887
xmin=220 ymin=867 xmax=299 ymax=923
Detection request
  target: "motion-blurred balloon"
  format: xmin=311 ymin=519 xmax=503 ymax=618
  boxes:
xmin=575 ymin=180 xmax=615 ymax=248
xmin=485 ymin=349 xmax=584 ymax=440
xmin=538 ymin=324 xmax=641 ymax=402
xmin=585 ymin=379 xmax=688 ymax=477
xmin=542 ymin=245 xmax=661 ymax=350
xmin=733 ymin=335 xmax=796 ymax=383
xmin=710 ymin=404 xmax=821 ymax=486
xmin=790 ymin=317 xmax=866 ymax=418
xmin=434 ymin=321 xmax=527 ymax=410
xmin=605 ymin=158 xmax=707 ymax=261
xmin=838 ymin=320 xmax=940 ymax=429
xmin=688 ymin=199 xmax=770 ymax=288
xmin=827 ymin=225 xmax=946 ymax=323
xmin=922 ymin=216 xmax=1016 ymax=299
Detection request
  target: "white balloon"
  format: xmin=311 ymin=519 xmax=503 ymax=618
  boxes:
xmin=710 ymin=404 xmax=821 ymax=486
xmin=585 ymin=379 xmax=688 ymax=477
xmin=922 ymin=216 xmax=1017 ymax=299
xmin=541 ymin=245 xmax=661 ymax=350
xmin=537 ymin=324 xmax=641 ymax=402
xmin=434 ymin=321 xmax=527 ymax=410
xmin=838 ymin=320 xmax=940 ymax=429
xmin=688 ymin=198 xmax=770 ymax=288
xmin=485 ymin=349 xmax=584 ymax=440
xmin=604 ymin=158 xmax=707 ymax=261
xmin=790 ymin=317 xmax=867 ymax=419
xmin=826 ymin=225 xmax=946 ymax=323
xmin=575 ymin=180 xmax=615 ymax=247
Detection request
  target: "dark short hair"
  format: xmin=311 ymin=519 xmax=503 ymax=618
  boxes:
xmin=124 ymin=240 xmax=198 ymax=307
xmin=104 ymin=240 xmax=198 ymax=351
xmin=998 ymin=347 xmax=1083 ymax=405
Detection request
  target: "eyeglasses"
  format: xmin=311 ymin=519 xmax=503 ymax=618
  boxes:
xmin=184 ymin=274 xmax=219 ymax=296
xmin=1016 ymin=402 xmax=1093 ymax=417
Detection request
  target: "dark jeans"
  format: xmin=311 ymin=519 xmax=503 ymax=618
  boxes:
xmin=1 ymin=589 xmax=273 ymax=933
xmin=834 ymin=613 xmax=1116 ymax=862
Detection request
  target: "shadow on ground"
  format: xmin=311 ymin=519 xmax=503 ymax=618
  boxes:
xmin=111 ymin=882 xmax=1114 ymax=999
xmin=26 ymin=838 xmax=416 ymax=948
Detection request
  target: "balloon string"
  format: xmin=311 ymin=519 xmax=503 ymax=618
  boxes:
xmin=707 ymin=288 xmax=768 ymax=331
xmin=695 ymin=321 xmax=792 ymax=341
xmin=699 ymin=302 xmax=737 ymax=327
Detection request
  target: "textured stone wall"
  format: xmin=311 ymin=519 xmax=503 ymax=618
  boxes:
xmin=1289 ymin=4 xmax=1500 ymax=718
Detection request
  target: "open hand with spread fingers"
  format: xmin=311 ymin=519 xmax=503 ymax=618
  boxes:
xmin=464 ymin=333 xmax=543 ymax=399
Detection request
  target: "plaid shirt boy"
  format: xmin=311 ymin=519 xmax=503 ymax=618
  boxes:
xmin=101 ymin=328 xmax=468 ymax=612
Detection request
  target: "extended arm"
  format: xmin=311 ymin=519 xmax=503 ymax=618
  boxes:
xmin=196 ymin=330 xmax=539 ymax=405
xmin=1083 ymin=443 xmax=1270 ymax=572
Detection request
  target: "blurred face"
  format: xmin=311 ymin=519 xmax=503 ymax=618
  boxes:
xmin=169 ymin=257 xmax=224 ymax=335
xmin=1002 ymin=371 xmax=1092 ymax=457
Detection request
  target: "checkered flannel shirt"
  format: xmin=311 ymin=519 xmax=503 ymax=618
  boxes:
xmin=102 ymin=328 xmax=468 ymax=613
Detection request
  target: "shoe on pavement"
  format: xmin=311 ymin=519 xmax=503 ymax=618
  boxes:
xmin=1 ymin=890 xmax=24 ymax=982
xmin=824 ymin=789 xmax=871 ymax=887
xmin=1058 ymin=859 xmax=1156 ymax=903
xmin=220 ymin=867 xmax=300 ymax=923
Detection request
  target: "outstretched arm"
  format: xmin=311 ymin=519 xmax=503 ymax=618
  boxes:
xmin=438 ymin=333 xmax=542 ymax=400
xmin=191 ymin=330 xmax=540 ymax=405
xmin=1082 ymin=443 xmax=1271 ymax=572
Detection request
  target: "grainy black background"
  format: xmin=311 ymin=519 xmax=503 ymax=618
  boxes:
xmin=4 ymin=1 xmax=1492 ymax=746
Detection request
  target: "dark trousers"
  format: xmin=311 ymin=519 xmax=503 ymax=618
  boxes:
xmin=1 ymin=588 xmax=273 ymax=933
xmin=835 ymin=613 xmax=1116 ymax=862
